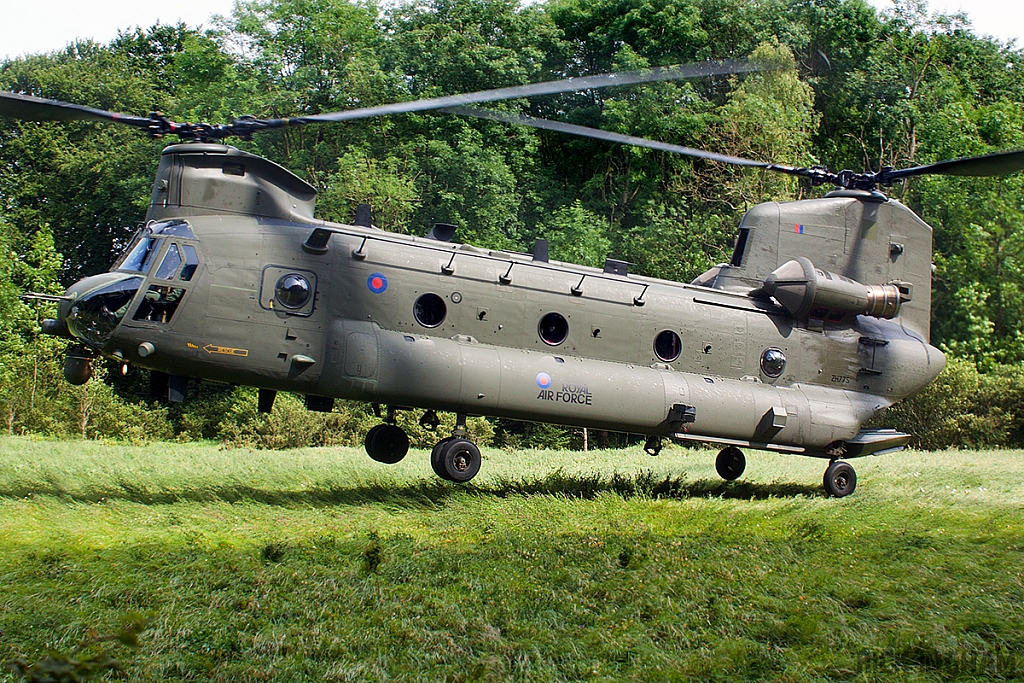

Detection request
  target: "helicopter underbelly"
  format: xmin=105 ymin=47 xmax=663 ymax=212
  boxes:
xmin=315 ymin=320 xmax=881 ymax=452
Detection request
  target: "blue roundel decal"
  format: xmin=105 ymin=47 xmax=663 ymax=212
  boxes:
xmin=536 ymin=372 xmax=552 ymax=389
xmin=367 ymin=272 xmax=388 ymax=294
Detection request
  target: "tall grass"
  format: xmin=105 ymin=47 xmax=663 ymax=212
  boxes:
xmin=1 ymin=436 xmax=1023 ymax=681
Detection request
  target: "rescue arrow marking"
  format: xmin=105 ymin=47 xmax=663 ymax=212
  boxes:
xmin=203 ymin=344 xmax=249 ymax=357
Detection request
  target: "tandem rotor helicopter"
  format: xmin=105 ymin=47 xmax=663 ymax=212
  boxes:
xmin=5 ymin=59 xmax=1024 ymax=496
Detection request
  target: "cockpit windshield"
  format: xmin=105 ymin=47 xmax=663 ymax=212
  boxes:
xmin=114 ymin=221 xmax=195 ymax=274
xmin=149 ymin=219 xmax=195 ymax=238
xmin=116 ymin=233 xmax=162 ymax=273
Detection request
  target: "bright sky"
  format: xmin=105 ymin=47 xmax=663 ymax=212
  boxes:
xmin=0 ymin=0 xmax=237 ymax=61
xmin=0 ymin=0 xmax=1021 ymax=62
xmin=866 ymin=0 xmax=1023 ymax=46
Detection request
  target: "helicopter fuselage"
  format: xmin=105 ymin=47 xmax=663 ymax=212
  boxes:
xmin=48 ymin=143 xmax=945 ymax=473
xmin=53 ymin=144 xmax=943 ymax=460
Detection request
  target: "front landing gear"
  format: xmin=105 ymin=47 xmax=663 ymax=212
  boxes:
xmin=823 ymin=460 xmax=856 ymax=497
xmin=364 ymin=423 xmax=409 ymax=464
xmin=715 ymin=446 xmax=746 ymax=481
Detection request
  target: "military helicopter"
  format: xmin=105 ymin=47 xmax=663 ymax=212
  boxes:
xmin=5 ymin=59 xmax=1024 ymax=497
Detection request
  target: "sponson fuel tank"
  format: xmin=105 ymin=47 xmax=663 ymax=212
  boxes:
xmin=315 ymin=323 xmax=903 ymax=456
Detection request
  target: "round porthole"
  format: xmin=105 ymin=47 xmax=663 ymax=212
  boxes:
xmin=414 ymin=293 xmax=447 ymax=328
xmin=761 ymin=347 xmax=786 ymax=378
xmin=538 ymin=312 xmax=569 ymax=346
xmin=654 ymin=330 xmax=682 ymax=362
xmin=275 ymin=273 xmax=311 ymax=309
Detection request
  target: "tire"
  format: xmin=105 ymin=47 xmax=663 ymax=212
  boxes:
xmin=430 ymin=437 xmax=458 ymax=480
xmin=368 ymin=424 xmax=409 ymax=464
xmin=823 ymin=460 xmax=856 ymax=497
xmin=363 ymin=424 xmax=387 ymax=458
xmin=715 ymin=446 xmax=746 ymax=481
xmin=440 ymin=438 xmax=481 ymax=483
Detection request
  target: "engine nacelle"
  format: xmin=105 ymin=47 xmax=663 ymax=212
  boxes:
xmin=763 ymin=257 xmax=906 ymax=321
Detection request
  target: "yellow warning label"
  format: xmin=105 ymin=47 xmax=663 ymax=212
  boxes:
xmin=203 ymin=344 xmax=249 ymax=357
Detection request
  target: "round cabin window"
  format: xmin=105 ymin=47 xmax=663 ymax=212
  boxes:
xmin=275 ymin=273 xmax=311 ymax=309
xmin=538 ymin=312 xmax=569 ymax=346
xmin=654 ymin=330 xmax=682 ymax=362
xmin=761 ymin=347 xmax=787 ymax=378
xmin=414 ymin=293 xmax=447 ymax=328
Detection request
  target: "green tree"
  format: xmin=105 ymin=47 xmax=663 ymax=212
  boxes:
xmin=316 ymin=150 xmax=420 ymax=231
xmin=0 ymin=29 xmax=236 ymax=282
xmin=219 ymin=0 xmax=395 ymax=174
xmin=535 ymin=200 xmax=611 ymax=268
xmin=0 ymin=219 xmax=63 ymax=433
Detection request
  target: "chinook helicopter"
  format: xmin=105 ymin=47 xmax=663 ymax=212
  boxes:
xmin=5 ymin=60 xmax=1024 ymax=497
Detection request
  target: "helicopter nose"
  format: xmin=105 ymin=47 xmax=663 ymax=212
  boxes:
xmin=36 ymin=273 xmax=145 ymax=385
xmin=39 ymin=315 xmax=73 ymax=339
xmin=56 ymin=273 xmax=144 ymax=349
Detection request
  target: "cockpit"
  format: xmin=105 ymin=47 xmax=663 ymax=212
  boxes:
xmin=60 ymin=219 xmax=201 ymax=348
xmin=64 ymin=275 xmax=145 ymax=347
xmin=115 ymin=219 xmax=197 ymax=274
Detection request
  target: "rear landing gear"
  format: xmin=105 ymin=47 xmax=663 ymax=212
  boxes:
xmin=823 ymin=460 xmax=856 ymax=497
xmin=715 ymin=446 xmax=746 ymax=481
xmin=431 ymin=437 xmax=481 ymax=482
xmin=429 ymin=412 xmax=481 ymax=483
xmin=644 ymin=436 xmax=662 ymax=456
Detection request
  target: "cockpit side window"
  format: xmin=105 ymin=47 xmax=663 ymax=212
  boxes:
xmin=133 ymin=285 xmax=186 ymax=323
xmin=155 ymin=244 xmax=182 ymax=280
xmin=65 ymin=276 xmax=144 ymax=347
xmin=180 ymin=245 xmax=200 ymax=281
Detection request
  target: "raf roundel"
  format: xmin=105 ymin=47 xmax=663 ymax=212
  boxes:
xmin=536 ymin=372 xmax=552 ymax=389
xmin=367 ymin=272 xmax=388 ymax=294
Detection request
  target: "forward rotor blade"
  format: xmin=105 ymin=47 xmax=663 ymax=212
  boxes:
xmin=0 ymin=91 xmax=152 ymax=128
xmin=1 ymin=59 xmax=765 ymax=141
xmin=884 ymin=149 xmax=1024 ymax=182
xmin=273 ymin=59 xmax=763 ymax=127
xmin=445 ymin=105 xmax=775 ymax=169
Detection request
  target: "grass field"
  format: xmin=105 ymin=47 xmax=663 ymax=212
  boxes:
xmin=1 ymin=435 xmax=1023 ymax=682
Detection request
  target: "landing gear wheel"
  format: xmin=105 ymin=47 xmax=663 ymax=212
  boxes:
xmin=367 ymin=424 xmax=409 ymax=464
xmin=364 ymin=424 xmax=387 ymax=457
xmin=823 ymin=460 xmax=856 ymax=497
xmin=430 ymin=436 xmax=458 ymax=480
xmin=716 ymin=446 xmax=746 ymax=481
xmin=440 ymin=438 xmax=481 ymax=483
